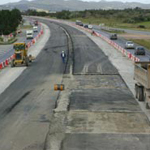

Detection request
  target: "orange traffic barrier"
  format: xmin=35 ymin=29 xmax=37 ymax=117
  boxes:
xmin=5 ymin=59 xmax=9 ymax=66
xmin=54 ymin=84 xmax=65 ymax=91
xmin=0 ymin=63 xmax=2 ymax=69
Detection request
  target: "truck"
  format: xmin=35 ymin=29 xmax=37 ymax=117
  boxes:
xmin=134 ymin=62 xmax=150 ymax=109
xmin=26 ymin=30 xmax=33 ymax=39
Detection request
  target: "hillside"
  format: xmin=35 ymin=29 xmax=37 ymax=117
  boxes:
xmin=0 ymin=0 xmax=150 ymax=11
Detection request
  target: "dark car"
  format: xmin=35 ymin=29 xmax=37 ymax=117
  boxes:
xmin=76 ymin=20 xmax=83 ymax=26
xmin=79 ymin=22 xmax=83 ymax=26
xmin=84 ymin=24 xmax=88 ymax=28
xmin=110 ymin=34 xmax=117 ymax=40
xmin=134 ymin=46 xmax=145 ymax=55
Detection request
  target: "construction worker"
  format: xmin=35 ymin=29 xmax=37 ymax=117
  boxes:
xmin=61 ymin=51 xmax=66 ymax=63
xmin=91 ymin=30 xmax=95 ymax=36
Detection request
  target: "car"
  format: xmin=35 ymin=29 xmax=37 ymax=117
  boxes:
xmin=125 ymin=41 xmax=135 ymax=49
xmin=79 ymin=22 xmax=83 ymax=26
xmin=76 ymin=20 xmax=83 ymax=26
xmin=88 ymin=24 xmax=93 ymax=29
xmin=33 ymin=26 xmax=38 ymax=32
xmin=26 ymin=30 xmax=34 ymax=39
xmin=34 ymin=20 xmax=38 ymax=26
xmin=110 ymin=34 xmax=117 ymax=40
xmin=84 ymin=24 xmax=88 ymax=28
xmin=134 ymin=46 xmax=145 ymax=55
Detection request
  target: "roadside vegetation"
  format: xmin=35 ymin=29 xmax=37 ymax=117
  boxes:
xmin=130 ymin=39 xmax=150 ymax=50
xmin=0 ymin=9 xmax=22 ymax=44
xmin=24 ymin=8 xmax=150 ymax=31
xmin=0 ymin=38 xmax=17 ymax=45
xmin=0 ymin=9 xmax=22 ymax=35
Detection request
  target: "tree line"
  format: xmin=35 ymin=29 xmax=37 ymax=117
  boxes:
xmin=52 ymin=8 xmax=150 ymax=23
xmin=0 ymin=9 xmax=22 ymax=35
xmin=22 ymin=9 xmax=48 ymax=17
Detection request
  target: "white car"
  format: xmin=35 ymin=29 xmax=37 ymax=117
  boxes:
xmin=88 ymin=25 xmax=93 ymax=29
xmin=33 ymin=26 xmax=38 ymax=32
xmin=26 ymin=30 xmax=34 ymax=39
xmin=125 ymin=41 xmax=135 ymax=49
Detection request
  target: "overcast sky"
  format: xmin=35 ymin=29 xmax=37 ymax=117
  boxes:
xmin=0 ymin=0 xmax=149 ymax=5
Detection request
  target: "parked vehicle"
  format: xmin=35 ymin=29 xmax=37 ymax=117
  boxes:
xmin=134 ymin=62 xmax=150 ymax=109
xmin=110 ymin=34 xmax=117 ymax=40
xmin=125 ymin=41 xmax=135 ymax=49
xmin=134 ymin=46 xmax=145 ymax=55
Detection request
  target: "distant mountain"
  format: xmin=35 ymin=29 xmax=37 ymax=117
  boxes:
xmin=0 ymin=0 xmax=150 ymax=11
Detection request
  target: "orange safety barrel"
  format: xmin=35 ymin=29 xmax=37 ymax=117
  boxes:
xmin=54 ymin=84 xmax=65 ymax=91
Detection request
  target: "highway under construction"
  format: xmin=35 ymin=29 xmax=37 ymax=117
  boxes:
xmin=0 ymin=17 xmax=150 ymax=150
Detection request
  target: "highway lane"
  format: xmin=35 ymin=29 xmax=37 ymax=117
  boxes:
xmin=92 ymin=25 xmax=150 ymax=62
xmin=52 ymin=22 xmax=118 ymax=75
xmin=0 ymin=22 xmax=41 ymax=63
xmin=0 ymin=20 xmax=68 ymax=150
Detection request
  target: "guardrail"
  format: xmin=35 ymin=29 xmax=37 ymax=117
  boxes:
xmin=0 ymin=23 xmax=44 ymax=70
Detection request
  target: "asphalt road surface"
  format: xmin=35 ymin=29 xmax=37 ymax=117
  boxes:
xmin=0 ymin=17 xmax=150 ymax=150
xmin=0 ymin=20 xmax=67 ymax=150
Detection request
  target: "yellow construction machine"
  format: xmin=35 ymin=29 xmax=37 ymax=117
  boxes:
xmin=11 ymin=42 xmax=32 ymax=67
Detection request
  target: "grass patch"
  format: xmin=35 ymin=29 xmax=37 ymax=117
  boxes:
xmin=0 ymin=38 xmax=17 ymax=45
xmin=102 ymin=29 xmax=125 ymax=34
xmin=131 ymin=39 xmax=150 ymax=50
xmin=19 ymin=25 xmax=33 ymax=29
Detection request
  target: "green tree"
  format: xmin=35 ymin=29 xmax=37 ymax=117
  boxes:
xmin=0 ymin=9 xmax=22 ymax=35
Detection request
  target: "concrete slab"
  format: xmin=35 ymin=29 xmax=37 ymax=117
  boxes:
xmin=69 ymin=88 xmax=140 ymax=112
xmin=66 ymin=111 xmax=150 ymax=134
xmin=61 ymin=133 xmax=150 ymax=150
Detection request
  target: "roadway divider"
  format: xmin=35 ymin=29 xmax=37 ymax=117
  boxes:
xmin=72 ymin=23 xmax=140 ymax=62
xmin=0 ymin=23 xmax=44 ymax=70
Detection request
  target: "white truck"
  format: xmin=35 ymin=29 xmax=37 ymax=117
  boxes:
xmin=134 ymin=62 xmax=150 ymax=109
xmin=26 ymin=30 xmax=34 ymax=39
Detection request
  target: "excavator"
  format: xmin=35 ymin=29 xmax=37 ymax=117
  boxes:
xmin=11 ymin=42 xmax=32 ymax=67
